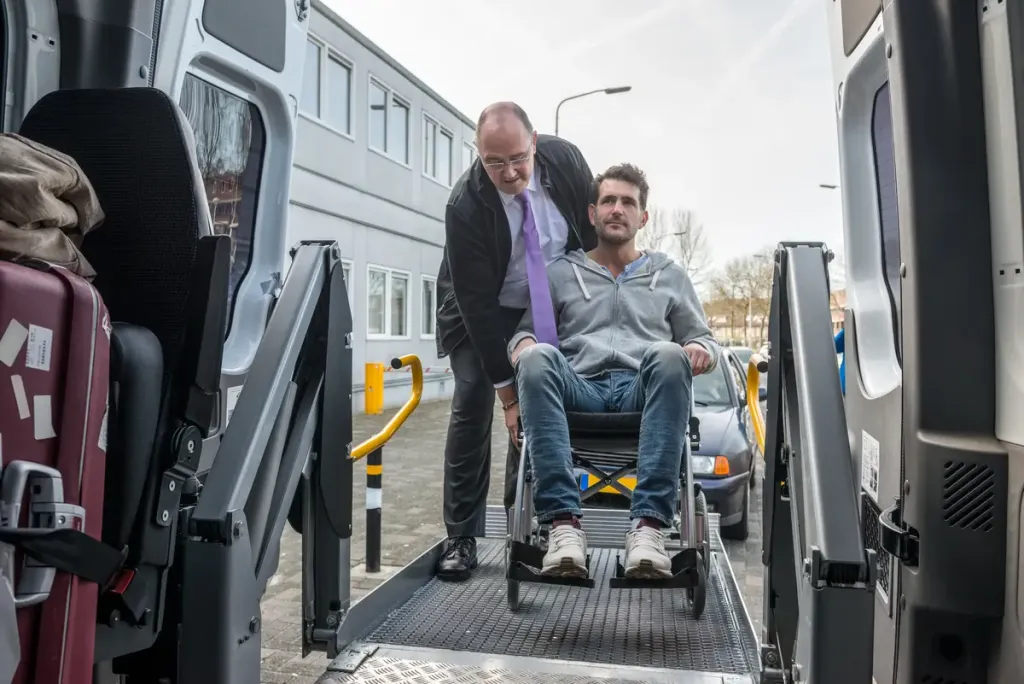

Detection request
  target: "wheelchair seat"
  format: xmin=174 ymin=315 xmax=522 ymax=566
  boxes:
xmin=566 ymin=411 xmax=701 ymax=470
xmin=566 ymin=411 xmax=643 ymax=435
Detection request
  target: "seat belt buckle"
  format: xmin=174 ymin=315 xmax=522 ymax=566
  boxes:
xmin=99 ymin=567 xmax=149 ymax=626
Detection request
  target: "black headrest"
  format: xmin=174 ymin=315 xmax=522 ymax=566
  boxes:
xmin=19 ymin=87 xmax=212 ymax=377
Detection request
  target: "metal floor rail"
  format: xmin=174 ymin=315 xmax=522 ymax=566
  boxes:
xmin=316 ymin=509 xmax=760 ymax=684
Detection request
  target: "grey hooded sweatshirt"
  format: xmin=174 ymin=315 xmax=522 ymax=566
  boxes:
xmin=507 ymin=248 xmax=720 ymax=378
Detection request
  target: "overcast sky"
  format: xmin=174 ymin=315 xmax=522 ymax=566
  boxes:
xmin=324 ymin=0 xmax=844 ymax=274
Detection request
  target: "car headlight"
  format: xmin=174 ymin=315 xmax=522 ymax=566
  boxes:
xmin=691 ymin=455 xmax=731 ymax=476
xmin=692 ymin=456 xmax=715 ymax=475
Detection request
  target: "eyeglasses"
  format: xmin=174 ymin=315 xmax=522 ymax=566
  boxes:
xmin=482 ymin=151 xmax=531 ymax=170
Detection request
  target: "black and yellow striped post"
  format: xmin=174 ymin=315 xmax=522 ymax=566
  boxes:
xmin=365 ymin=447 xmax=383 ymax=573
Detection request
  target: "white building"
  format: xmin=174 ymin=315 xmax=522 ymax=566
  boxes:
xmin=288 ymin=1 xmax=478 ymax=410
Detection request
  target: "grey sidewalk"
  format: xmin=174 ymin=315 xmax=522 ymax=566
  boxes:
xmin=259 ymin=398 xmax=765 ymax=683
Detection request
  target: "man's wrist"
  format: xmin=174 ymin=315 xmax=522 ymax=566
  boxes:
xmin=496 ymin=384 xmax=517 ymax=406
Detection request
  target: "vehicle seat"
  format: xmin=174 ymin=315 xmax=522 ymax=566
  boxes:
xmin=18 ymin=87 xmax=231 ymax=658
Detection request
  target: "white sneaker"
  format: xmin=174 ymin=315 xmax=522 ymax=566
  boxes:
xmin=624 ymin=526 xmax=673 ymax=579
xmin=541 ymin=525 xmax=588 ymax=578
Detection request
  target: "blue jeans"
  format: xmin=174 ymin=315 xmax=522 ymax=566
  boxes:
xmin=515 ymin=341 xmax=693 ymax=527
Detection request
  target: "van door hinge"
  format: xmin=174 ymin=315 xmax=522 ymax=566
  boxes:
xmin=878 ymin=502 xmax=919 ymax=567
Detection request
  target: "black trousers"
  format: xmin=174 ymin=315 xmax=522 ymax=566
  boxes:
xmin=442 ymin=309 xmax=523 ymax=538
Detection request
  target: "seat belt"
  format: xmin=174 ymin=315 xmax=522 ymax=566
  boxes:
xmin=0 ymin=528 xmax=126 ymax=590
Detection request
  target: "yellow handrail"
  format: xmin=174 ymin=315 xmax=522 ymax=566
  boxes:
xmin=351 ymin=354 xmax=423 ymax=461
xmin=746 ymin=353 xmax=768 ymax=457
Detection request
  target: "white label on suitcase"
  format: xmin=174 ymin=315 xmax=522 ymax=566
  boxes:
xmin=25 ymin=324 xmax=52 ymax=371
xmin=33 ymin=395 xmax=56 ymax=440
xmin=10 ymin=375 xmax=29 ymax=419
xmin=0 ymin=320 xmax=27 ymax=367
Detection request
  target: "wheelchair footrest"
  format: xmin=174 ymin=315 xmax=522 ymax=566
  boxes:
xmin=507 ymin=541 xmax=596 ymax=588
xmin=608 ymin=546 xmax=701 ymax=589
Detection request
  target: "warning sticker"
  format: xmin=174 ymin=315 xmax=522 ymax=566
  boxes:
xmin=25 ymin=325 xmax=52 ymax=372
xmin=861 ymin=430 xmax=880 ymax=500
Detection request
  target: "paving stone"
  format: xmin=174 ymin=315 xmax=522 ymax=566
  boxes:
xmin=260 ymin=398 xmax=767 ymax=682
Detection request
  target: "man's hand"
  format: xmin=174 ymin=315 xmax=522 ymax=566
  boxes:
xmin=683 ymin=342 xmax=712 ymax=375
xmin=496 ymin=385 xmax=521 ymax=447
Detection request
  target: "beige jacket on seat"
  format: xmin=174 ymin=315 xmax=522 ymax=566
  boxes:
xmin=0 ymin=133 xmax=104 ymax=279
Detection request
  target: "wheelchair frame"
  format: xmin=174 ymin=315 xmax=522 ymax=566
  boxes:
xmin=505 ymin=395 xmax=712 ymax=618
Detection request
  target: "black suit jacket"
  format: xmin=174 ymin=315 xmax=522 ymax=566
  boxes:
xmin=435 ymin=134 xmax=597 ymax=386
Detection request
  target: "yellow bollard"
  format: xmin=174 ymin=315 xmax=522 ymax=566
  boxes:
xmin=364 ymin=362 xmax=385 ymax=415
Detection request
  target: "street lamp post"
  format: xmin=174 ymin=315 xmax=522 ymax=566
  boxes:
xmin=554 ymin=86 xmax=632 ymax=137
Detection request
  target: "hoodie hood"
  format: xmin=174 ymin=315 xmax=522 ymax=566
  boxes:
xmin=560 ymin=248 xmax=676 ymax=302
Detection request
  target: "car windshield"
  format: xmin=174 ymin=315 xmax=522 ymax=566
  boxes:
xmin=730 ymin=347 xmax=753 ymax=365
xmin=693 ymin=363 xmax=733 ymax=406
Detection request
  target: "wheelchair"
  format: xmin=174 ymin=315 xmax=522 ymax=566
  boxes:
xmin=505 ymin=396 xmax=712 ymax=618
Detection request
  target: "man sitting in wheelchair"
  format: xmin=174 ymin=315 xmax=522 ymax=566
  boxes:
xmin=507 ymin=162 xmax=719 ymax=580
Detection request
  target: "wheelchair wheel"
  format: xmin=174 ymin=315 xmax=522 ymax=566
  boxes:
xmin=506 ymin=439 xmax=531 ymax=612
xmin=695 ymin=490 xmax=712 ymax=579
xmin=685 ymin=550 xmax=707 ymax=619
xmin=506 ymin=538 xmax=521 ymax=611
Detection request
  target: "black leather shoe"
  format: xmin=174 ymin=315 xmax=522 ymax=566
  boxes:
xmin=436 ymin=536 xmax=478 ymax=582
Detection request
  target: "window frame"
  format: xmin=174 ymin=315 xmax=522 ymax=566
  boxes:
xmin=420 ymin=275 xmax=437 ymax=339
xmin=462 ymin=141 xmax=477 ymax=173
xmin=179 ymin=71 xmax=267 ymax=339
xmin=300 ymin=37 xmax=322 ymax=119
xmin=299 ymin=33 xmax=355 ymax=139
xmin=341 ymin=258 xmax=355 ymax=308
xmin=365 ymin=264 xmax=412 ymax=340
xmin=367 ymin=74 xmax=411 ymax=166
xmin=422 ymin=113 xmax=454 ymax=187
xmin=870 ymin=81 xmax=902 ymax=365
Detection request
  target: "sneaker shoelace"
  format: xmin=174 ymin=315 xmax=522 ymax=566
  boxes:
xmin=629 ymin=526 xmax=666 ymax=553
xmin=549 ymin=525 xmax=582 ymax=550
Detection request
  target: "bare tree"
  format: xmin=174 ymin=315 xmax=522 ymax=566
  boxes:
xmin=708 ymin=247 xmax=775 ymax=346
xmin=635 ymin=206 xmax=712 ymax=287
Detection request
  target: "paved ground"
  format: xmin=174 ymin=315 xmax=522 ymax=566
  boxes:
xmin=259 ymin=398 xmax=765 ymax=683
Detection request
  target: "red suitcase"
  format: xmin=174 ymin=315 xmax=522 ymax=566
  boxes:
xmin=0 ymin=259 xmax=110 ymax=684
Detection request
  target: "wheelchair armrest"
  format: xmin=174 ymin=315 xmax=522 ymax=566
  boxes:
xmin=179 ymin=234 xmax=232 ymax=434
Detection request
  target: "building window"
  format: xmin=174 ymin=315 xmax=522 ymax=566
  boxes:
xmin=423 ymin=115 xmax=453 ymax=185
xmin=300 ymin=36 xmax=353 ymax=136
xmin=301 ymin=39 xmax=321 ymax=116
xmin=368 ymin=76 xmax=409 ymax=164
xmin=421 ymin=276 xmax=437 ymax=337
xmin=366 ymin=266 xmax=410 ymax=338
xmin=179 ymin=74 xmax=266 ymax=334
xmin=391 ymin=272 xmax=408 ymax=336
xmin=325 ymin=54 xmax=352 ymax=134
xmin=871 ymin=82 xmax=901 ymax=362
xmin=462 ymin=142 xmax=477 ymax=172
xmin=341 ymin=260 xmax=354 ymax=306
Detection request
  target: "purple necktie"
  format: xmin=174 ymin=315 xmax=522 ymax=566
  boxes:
xmin=516 ymin=192 xmax=558 ymax=346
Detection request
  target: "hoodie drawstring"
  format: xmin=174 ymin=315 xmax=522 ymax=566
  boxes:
xmin=571 ymin=263 xmax=592 ymax=300
xmin=649 ymin=269 xmax=661 ymax=290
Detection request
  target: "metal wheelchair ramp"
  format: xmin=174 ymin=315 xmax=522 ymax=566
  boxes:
xmin=316 ymin=510 xmax=760 ymax=683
